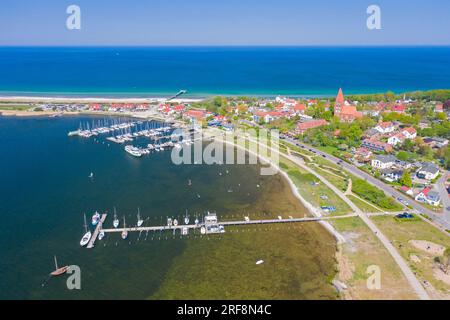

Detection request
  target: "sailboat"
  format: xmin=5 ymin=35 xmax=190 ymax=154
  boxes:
xmin=91 ymin=210 xmax=100 ymax=226
xmin=80 ymin=214 xmax=92 ymax=247
xmin=184 ymin=210 xmax=189 ymax=225
xmin=98 ymin=222 xmax=105 ymax=240
xmin=137 ymin=208 xmax=144 ymax=227
xmin=113 ymin=207 xmax=119 ymax=228
xmin=50 ymin=255 xmax=69 ymax=276
xmin=121 ymin=217 xmax=128 ymax=240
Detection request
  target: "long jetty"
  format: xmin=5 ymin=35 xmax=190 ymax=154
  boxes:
xmin=87 ymin=213 xmax=107 ymax=249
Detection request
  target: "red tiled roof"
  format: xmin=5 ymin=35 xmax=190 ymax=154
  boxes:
xmin=297 ymin=119 xmax=328 ymax=130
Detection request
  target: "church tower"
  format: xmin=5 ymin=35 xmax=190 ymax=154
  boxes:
xmin=334 ymin=88 xmax=345 ymax=116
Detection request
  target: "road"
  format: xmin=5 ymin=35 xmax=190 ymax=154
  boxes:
xmin=282 ymin=136 xmax=450 ymax=230
xmin=436 ymin=173 xmax=450 ymax=224
xmin=219 ymin=131 xmax=431 ymax=300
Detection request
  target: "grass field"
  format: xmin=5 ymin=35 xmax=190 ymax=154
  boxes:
xmin=371 ymin=215 xmax=450 ymax=298
xmin=348 ymin=195 xmax=382 ymax=213
xmin=330 ymin=217 xmax=417 ymax=299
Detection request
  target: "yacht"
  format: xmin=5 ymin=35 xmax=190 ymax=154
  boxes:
xmin=98 ymin=228 xmax=105 ymax=241
xmin=113 ymin=207 xmax=119 ymax=228
xmin=137 ymin=208 xmax=144 ymax=227
xmin=91 ymin=211 xmax=100 ymax=226
xmin=124 ymin=145 xmax=142 ymax=157
xmin=80 ymin=214 xmax=92 ymax=247
xmin=173 ymin=219 xmax=178 ymax=227
xmin=121 ymin=217 xmax=128 ymax=240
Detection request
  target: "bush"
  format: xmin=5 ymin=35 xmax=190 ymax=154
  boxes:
xmin=352 ymin=178 xmax=401 ymax=209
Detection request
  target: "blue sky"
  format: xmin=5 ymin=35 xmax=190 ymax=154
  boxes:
xmin=0 ymin=0 xmax=449 ymax=45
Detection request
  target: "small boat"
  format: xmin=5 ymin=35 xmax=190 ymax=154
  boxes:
xmin=200 ymin=226 xmax=206 ymax=235
xmin=184 ymin=210 xmax=189 ymax=225
xmin=167 ymin=217 xmax=173 ymax=227
xmin=188 ymin=179 xmax=192 ymax=186
xmin=91 ymin=211 xmax=100 ymax=226
xmin=50 ymin=255 xmax=69 ymax=276
xmin=137 ymin=208 xmax=144 ymax=227
xmin=173 ymin=219 xmax=178 ymax=226
xmin=113 ymin=207 xmax=119 ymax=228
xmin=121 ymin=217 xmax=128 ymax=240
xmin=256 ymin=260 xmax=264 ymax=265
xmin=80 ymin=214 xmax=92 ymax=247
xmin=98 ymin=229 xmax=105 ymax=241
xmin=88 ymin=172 xmax=94 ymax=178
xmin=194 ymin=217 xmax=199 ymax=225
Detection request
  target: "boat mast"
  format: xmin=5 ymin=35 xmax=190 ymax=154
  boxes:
xmin=83 ymin=213 xmax=88 ymax=233
xmin=54 ymin=255 xmax=58 ymax=270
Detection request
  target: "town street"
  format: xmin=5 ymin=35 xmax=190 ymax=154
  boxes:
xmin=282 ymin=136 xmax=450 ymax=230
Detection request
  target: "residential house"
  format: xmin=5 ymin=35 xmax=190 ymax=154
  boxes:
xmin=435 ymin=103 xmax=444 ymax=113
xmin=387 ymin=133 xmax=405 ymax=146
xmin=295 ymin=119 xmax=328 ymax=135
xmin=401 ymin=127 xmax=417 ymax=139
xmin=415 ymin=188 xmax=441 ymax=206
xmin=416 ymin=163 xmax=440 ymax=180
xmin=361 ymin=139 xmax=393 ymax=153
xmin=354 ymin=147 xmax=373 ymax=163
xmin=380 ymin=168 xmax=404 ymax=182
xmin=391 ymin=104 xmax=406 ymax=114
xmin=374 ymin=121 xmax=395 ymax=134
xmin=371 ymin=154 xmax=397 ymax=169
xmin=400 ymin=186 xmax=414 ymax=196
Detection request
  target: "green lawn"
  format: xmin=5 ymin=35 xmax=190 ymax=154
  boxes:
xmin=348 ymin=195 xmax=382 ymax=213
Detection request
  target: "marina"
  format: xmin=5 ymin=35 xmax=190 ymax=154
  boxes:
xmin=68 ymin=118 xmax=190 ymax=157
xmin=84 ymin=211 xmax=355 ymax=249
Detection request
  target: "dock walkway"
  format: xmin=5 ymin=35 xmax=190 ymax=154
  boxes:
xmin=87 ymin=213 xmax=107 ymax=249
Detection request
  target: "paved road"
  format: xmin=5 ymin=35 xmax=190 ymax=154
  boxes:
xmin=436 ymin=173 xmax=450 ymax=224
xmin=282 ymin=136 xmax=450 ymax=230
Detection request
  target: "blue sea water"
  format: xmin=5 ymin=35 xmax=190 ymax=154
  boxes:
xmin=0 ymin=46 xmax=450 ymax=97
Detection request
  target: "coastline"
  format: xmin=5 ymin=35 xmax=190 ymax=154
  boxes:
xmin=208 ymin=130 xmax=345 ymax=244
xmin=0 ymin=95 xmax=203 ymax=104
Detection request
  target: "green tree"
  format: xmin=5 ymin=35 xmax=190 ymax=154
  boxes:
xmin=399 ymin=171 xmax=412 ymax=187
xmin=396 ymin=151 xmax=410 ymax=161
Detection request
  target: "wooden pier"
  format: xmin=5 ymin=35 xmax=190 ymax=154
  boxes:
xmin=87 ymin=213 xmax=107 ymax=249
xmin=99 ymin=214 xmax=355 ymax=234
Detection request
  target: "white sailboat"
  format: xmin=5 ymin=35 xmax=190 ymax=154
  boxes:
xmin=80 ymin=214 xmax=92 ymax=247
xmin=113 ymin=207 xmax=119 ymax=228
xmin=121 ymin=217 xmax=128 ymax=240
xmin=98 ymin=221 xmax=105 ymax=240
xmin=184 ymin=210 xmax=189 ymax=225
xmin=137 ymin=208 xmax=144 ymax=227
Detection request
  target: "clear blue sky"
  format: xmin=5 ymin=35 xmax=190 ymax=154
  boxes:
xmin=0 ymin=0 xmax=449 ymax=46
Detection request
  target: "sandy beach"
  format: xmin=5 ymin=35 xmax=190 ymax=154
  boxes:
xmin=0 ymin=95 xmax=203 ymax=104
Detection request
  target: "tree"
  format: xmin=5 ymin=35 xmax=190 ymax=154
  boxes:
xmin=396 ymin=151 xmax=409 ymax=161
xmin=399 ymin=171 xmax=412 ymax=187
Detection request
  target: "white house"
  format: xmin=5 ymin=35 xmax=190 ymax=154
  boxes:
xmin=371 ymin=155 xmax=397 ymax=170
xmin=374 ymin=121 xmax=395 ymax=134
xmin=415 ymin=188 xmax=441 ymax=206
xmin=387 ymin=133 xmax=406 ymax=146
xmin=416 ymin=163 xmax=440 ymax=180
xmin=401 ymin=127 xmax=417 ymax=139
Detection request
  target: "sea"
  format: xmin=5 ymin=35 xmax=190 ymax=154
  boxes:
xmin=0 ymin=46 xmax=450 ymax=97
xmin=0 ymin=116 xmax=337 ymax=299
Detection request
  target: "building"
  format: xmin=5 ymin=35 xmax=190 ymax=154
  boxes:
xmin=401 ymin=127 xmax=417 ymax=139
xmin=415 ymin=188 xmax=441 ymax=206
xmin=416 ymin=163 xmax=440 ymax=180
xmin=387 ymin=133 xmax=405 ymax=146
xmin=354 ymin=147 xmax=373 ymax=163
xmin=400 ymin=186 xmax=414 ymax=196
xmin=371 ymin=154 xmax=397 ymax=169
xmin=295 ymin=119 xmax=328 ymax=135
xmin=361 ymin=139 xmax=393 ymax=153
xmin=375 ymin=121 xmax=395 ymax=134
xmin=380 ymin=168 xmax=404 ymax=182
xmin=391 ymin=104 xmax=406 ymax=114
xmin=333 ymin=88 xmax=362 ymax=122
